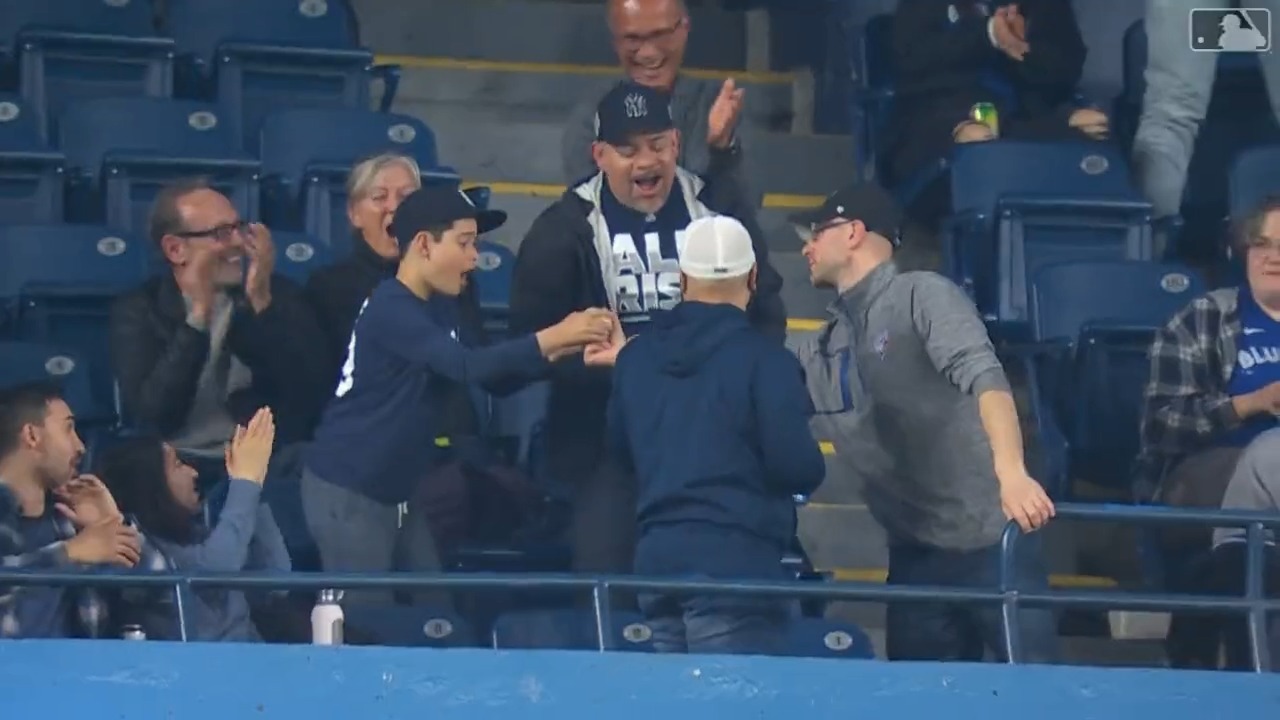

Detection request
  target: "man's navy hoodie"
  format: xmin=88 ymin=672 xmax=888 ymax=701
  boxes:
xmin=607 ymin=301 xmax=826 ymax=558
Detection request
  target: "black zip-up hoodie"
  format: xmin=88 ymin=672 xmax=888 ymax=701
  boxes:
xmin=508 ymin=151 xmax=786 ymax=488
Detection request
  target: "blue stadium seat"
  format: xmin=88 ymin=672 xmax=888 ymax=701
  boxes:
xmin=166 ymin=0 xmax=374 ymax=152
xmin=491 ymin=608 xmax=655 ymax=652
xmin=945 ymin=141 xmax=1153 ymax=334
xmin=473 ymin=240 xmax=514 ymax=334
xmin=0 ymin=225 xmax=151 ymax=415
xmin=58 ymin=98 xmax=259 ymax=230
xmin=271 ymin=231 xmax=330 ymax=285
xmin=0 ymin=94 xmax=64 ymax=223
xmin=1022 ymin=261 xmax=1202 ymax=495
xmin=1029 ymin=260 xmax=1204 ymax=344
xmin=1229 ymin=144 xmax=1280 ymax=221
xmin=257 ymin=108 xmax=457 ymax=247
xmin=343 ymin=604 xmax=475 ymax=648
xmin=0 ymin=341 xmax=110 ymax=426
xmin=780 ymin=618 xmax=875 ymax=660
xmin=0 ymin=0 xmax=174 ymax=141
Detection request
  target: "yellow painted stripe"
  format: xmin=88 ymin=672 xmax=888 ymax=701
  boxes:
xmin=803 ymin=501 xmax=867 ymax=511
xmin=819 ymin=441 xmax=835 ymax=456
xmin=787 ymin=318 xmax=825 ymax=332
xmin=471 ymin=180 xmax=824 ymax=210
xmin=824 ymin=568 xmax=1120 ymax=589
xmin=376 ymin=55 xmax=796 ymax=85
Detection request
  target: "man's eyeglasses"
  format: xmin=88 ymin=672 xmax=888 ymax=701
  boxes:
xmin=173 ymin=220 xmax=251 ymax=243
xmin=798 ymin=218 xmax=854 ymax=242
xmin=616 ymin=18 xmax=686 ymax=50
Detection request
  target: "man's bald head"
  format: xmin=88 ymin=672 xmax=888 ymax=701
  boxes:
xmin=607 ymin=0 xmax=689 ymax=92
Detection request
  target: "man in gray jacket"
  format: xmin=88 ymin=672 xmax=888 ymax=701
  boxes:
xmin=789 ymin=182 xmax=1059 ymax=663
xmin=562 ymin=0 xmax=751 ymax=198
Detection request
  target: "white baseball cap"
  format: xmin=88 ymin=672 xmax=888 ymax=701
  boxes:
xmin=679 ymin=215 xmax=756 ymax=280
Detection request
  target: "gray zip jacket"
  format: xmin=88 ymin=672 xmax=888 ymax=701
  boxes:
xmin=793 ymin=261 xmax=1011 ymax=550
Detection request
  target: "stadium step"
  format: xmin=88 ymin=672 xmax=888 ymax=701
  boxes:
xmin=404 ymin=103 xmax=854 ymax=197
xmin=352 ymin=0 xmax=749 ymax=69
xmin=388 ymin=57 xmax=798 ymax=131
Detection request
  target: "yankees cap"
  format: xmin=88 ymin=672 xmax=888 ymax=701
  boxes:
xmin=389 ymin=185 xmax=507 ymax=250
xmin=594 ymin=81 xmax=675 ymax=146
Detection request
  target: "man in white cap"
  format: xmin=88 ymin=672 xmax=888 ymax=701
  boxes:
xmin=585 ymin=215 xmax=825 ymax=655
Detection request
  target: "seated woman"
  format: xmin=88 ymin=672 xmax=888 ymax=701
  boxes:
xmin=885 ymin=0 xmax=1107 ymax=221
xmin=99 ymin=407 xmax=298 ymax=642
xmin=1140 ymin=196 xmax=1280 ymax=667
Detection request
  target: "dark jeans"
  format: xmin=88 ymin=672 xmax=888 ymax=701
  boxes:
xmin=640 ymin=589 xmax=791 ymax=656
xmin=885 ymin=535 xmax=1060 ymax=663
xmin=1166 ymin=542 xmax=1280 ymax=671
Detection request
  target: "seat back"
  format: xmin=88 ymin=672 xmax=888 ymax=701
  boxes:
xmin=0 ymin=225 xmax=151 ymax=411
xmin=490 ymin=607 xmax=655 ymax=652
xmin=473 ymin=240 xmax=515 ymax=332
xmin=6 ymin=0 xmax=172 ymax=140
xmin=856 ymin=13 xmax=894 ymax=176
xmin=1070 ymin=326 xmax=1157 ymax=488
xmin=0 ymin=341 xmax=107 ymax=424
xmin=949 ymin=141 xmax=1153 ymax=326
xmin=168 ymin=0 xmax=369 ymax=151
xmin=0 ymin=94 xmax=64 ymax=223
xmin=271 ymin=231 xmax=330 ymax=285
xmin=260 ymin=108 xmax=441 ymax=188
xmin=1229 ymin=144 xmax=1280 ymax=221
xmin=58 ymin=98 xmax=259 ymax=230
xmin=166 ymin=0 xmax=357 ymax=64
xmin=781 ymin=618 xmax=876 ymax=660
xmin=1030 ymin=260 xmax=1204 ymax=343
xmin=343 ymin=604 xmax=475 ymax=648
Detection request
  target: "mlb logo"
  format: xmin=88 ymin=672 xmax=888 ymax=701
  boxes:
xmin=1189 ymin=7 xmax=1271 ymax=52
xmin=873 ymin=330 xmax=890 ymax=359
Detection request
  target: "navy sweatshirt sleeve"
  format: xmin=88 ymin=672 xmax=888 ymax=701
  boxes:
xmin=247 ymin=503 xmax=292 ymax=574
xmin=753 ymin=346 xmax=826 ymax=495
xmin=363 ymin=285 xmax=550 ymax=387
xmin=164 ymin=478 xmax=262 ymax=572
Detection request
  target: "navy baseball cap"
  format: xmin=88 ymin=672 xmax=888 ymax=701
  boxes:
xmin=594 ymin=81 xmax=675 ymax=146
xmin=787 ymin=182 xmax=902 ymax=246
xmin=389 ymin=185 xmax=507 ymax=249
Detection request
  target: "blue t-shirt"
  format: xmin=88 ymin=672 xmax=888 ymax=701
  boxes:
xmin=14 ymin=511 xmax=70 ymax=638
xmin=304 ymin=279 xmax=549 ymax=504
xmin=1222 ymin=288 xmax=1280 ymax=447
xmin=600 ymin=181 xmax=692 ymax=335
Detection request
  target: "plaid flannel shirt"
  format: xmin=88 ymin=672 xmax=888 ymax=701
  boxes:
xmin=1 ymin=485 xmax=172 ymax=639
xmin=1136 ymin=287 xmax=1243 ymax=499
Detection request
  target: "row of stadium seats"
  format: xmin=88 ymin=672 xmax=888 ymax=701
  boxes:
xmin=0 ymin=0 xmax=375 ymax=152
xmin=0 ymin=95 xmax=454 ymax=253
xmin=331 ymin=604 xmax=874 ymax=659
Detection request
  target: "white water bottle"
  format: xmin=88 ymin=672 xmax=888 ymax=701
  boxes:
xmin=311 ymin=589 xmax=345 ymax=645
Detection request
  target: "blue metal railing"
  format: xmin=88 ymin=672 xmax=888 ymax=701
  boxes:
xmin=1 ymin=504 xmax=1276 ymax=670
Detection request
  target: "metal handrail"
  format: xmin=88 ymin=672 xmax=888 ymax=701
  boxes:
xmin=0 ymin=503 xmax=1276 ymax=670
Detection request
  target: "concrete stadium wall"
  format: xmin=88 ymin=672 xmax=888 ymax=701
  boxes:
xmin=1 ymin=640 xmax=1277 ymax=718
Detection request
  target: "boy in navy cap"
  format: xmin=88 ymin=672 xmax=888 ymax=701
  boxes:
xmin=302 ymin=185 xmax=616 ymax=603
xmin=509 ymin=80 xmax=786 ymax=578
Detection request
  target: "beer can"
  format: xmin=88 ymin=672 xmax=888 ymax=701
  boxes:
xmin=970 ymin=102 xmax=999 ymax=137
xmin=122 ymin=624 xmax=147 ymax=641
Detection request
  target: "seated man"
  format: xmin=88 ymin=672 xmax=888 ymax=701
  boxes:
xmin=513 ymin=80 xmax=786 ymax=577
xmin=886 ymin=0 xmax=1107 ymax=221
xmin=1140 ymin=194 xmax=1280 ymax=661
xmin=0 ymin=382 xmax=167 ymax=639
xmin=108 ymin=179 xmax=330 ymax=557
xmin=563 ymin=0 xmax=753 ymax=202
xmin=586 ymin=216 xmax=825 ymax=654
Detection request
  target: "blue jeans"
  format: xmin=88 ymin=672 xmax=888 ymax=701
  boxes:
xmin=639 ymin=587 xmax=791 ymax=656
xmin=885 ymin=535 xmax=1060 ymax=663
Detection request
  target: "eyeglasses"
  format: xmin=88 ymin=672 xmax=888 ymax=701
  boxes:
xmin=173 ymin=220 xmax=251 ymax=243
xmin=616 ymin=18 xmax=686 ymax=50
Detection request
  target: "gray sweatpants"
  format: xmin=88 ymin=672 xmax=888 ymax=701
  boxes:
xmin=1134 ymin=0 xmax=1280 ymax=221
xmin=300 ymin=467 xmax=447 ymax=608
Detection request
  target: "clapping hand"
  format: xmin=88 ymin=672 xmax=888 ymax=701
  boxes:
xmin=225 ymin=407 xmax=276 ymax=485
xmin=243 ymin=223 xmax=276 ymax=312
xmin=707 ymin=78 xmax=746 ymax=150
xmin=992 ymin=5 xmax=1029 ymax=61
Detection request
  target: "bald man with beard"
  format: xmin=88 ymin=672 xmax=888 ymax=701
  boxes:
xmin=562 ymin=0 xmax=758 ymax=205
